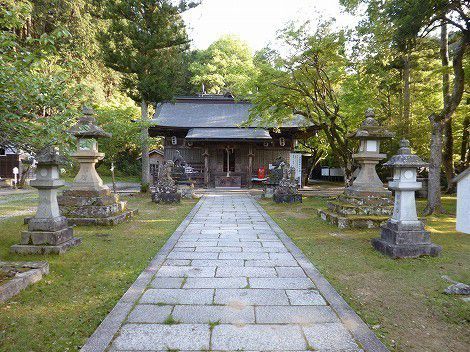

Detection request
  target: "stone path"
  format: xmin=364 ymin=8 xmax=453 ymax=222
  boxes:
xmin=81 ymin=194 xmax=387 ymax=352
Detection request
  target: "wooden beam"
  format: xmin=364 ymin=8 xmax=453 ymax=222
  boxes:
xmin=203 ymin=147 xmax=209 ymax=188
xmin=248 ymin=145 xmax=254 ymax=188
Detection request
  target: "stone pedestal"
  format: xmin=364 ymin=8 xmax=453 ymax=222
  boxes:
xmin=273 ymin=167 xmax=302 ymax=204
xmin=58 ymin=107 xmax=135 ymax=226
xmin=372 ymin=139 xmax=441 ymax=258
xmin=177 ymin=182 xmax=195 ymax=199
xmin=59 ymin=189 xmax=136 ymax=226
xmin=11 ymin=146 xmax=81 ymax=254
xmin=319 ymin=109 xmax=394 ymax=228
xmin=152 ymin=160 xmax=181 ymax=204
xmin=372 ymin=221 xmax=441 ymax=258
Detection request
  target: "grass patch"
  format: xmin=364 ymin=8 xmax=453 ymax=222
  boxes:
xmin=163 ymin=315 xmax=180 ymax=325
xmin=0 ymin=193 xmax=196 ymax=352
xmin=208 ymin=320 xmax=221 ymax=331
xmin=259 ymin=196 xmax=469 ymax=352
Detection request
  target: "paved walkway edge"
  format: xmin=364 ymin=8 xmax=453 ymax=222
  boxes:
xmin=80 ymin=198 xmax=204 ymax=352
xmin=252 ymin=199 xmax=389 ymax=352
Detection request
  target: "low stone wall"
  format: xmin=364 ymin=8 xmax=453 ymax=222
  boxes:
xmin=0 ymin=261 xmax=49 ymax=303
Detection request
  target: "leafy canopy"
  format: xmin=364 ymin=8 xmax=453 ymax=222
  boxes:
xmin=189 ymin=35 xmax=257 ymax=95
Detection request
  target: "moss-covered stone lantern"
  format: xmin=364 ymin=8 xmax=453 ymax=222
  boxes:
xmin=345 ymin=108 xmax=394 ymax=197
xmin=319 ymin=109 xmax=394 ymax=229
xmin=58 ymin=107 xmax=136 ymax=225
xmin=69 ymin=106 xmax=111 ymax=191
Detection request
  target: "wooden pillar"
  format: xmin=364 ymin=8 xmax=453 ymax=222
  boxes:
xmin=203 ymin=147 xmax=209 ymax=188
xmin=248 ymin=145 xmax=254 ymax=188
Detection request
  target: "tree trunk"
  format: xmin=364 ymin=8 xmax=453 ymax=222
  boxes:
xmin=443 ymin=119 xmax=455 ymax=192
xmin=402 ymin=51 xmax=411 ymax=137
xmin=141 ymin=100 xmax=150 ymax=191
xmin=425 ymin=114 xmax=444 ymax=215
xmin=424 ymin=28 xmax=468 ymax=214
xmin=460 ymin=114 xmax=469 ymax=170
xmin=440 ymin=22 xmax=455 ymax=193
xmin=322 ymin=124 xmax=352 ymax=186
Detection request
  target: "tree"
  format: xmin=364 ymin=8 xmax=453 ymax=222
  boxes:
xmin=95 ymin=104 xmax=142 ymax=175
xmin=386 ymin=0 xmax=469 ymax=214
xmin=0 ymin=0 xmax=87 ymax=155
xmin=189 ymin=35 xmax=257 ymax=95
xmin=100 ymin=0 xmax=196 ymax=190
xmin=252 ymin=22 xmax=361 ymax=184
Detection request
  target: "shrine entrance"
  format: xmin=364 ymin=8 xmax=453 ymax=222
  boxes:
xmin=215 ymin=146 xmax=241 ymax=188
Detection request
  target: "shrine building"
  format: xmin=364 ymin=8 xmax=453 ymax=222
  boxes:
xmin=148 ymin=94 xmax=316 ymax=188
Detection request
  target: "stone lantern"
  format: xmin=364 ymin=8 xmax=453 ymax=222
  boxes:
xmin=69 ymin=106 xmax=111 ymax=192
xmin=372 ymin=139 xmax=441 ymax=258
xmin=319 ymin=109 xmax=394 ymax=228
xmin=11 ymin=146 xmax=81 ymax=254
xmin=58 ymin=107 xmax=136 ymax=225
xmin=345 ymin=108 xmax=394 ymax=197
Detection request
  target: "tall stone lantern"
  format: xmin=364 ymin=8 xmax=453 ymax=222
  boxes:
xmin=69 ymin=106 xmax=111 ymax=191
xmin=319 ymin=109 xmax=394 ymax=228
xmin=11 ymin=146 xmax=81 ymax=254
xmin=372 ymin=139 xmax=441 ymax=258
xmin=58 ymin=107 xmax=136 ymax=225
xmin=345 ymin=108 xmax=394 ymax=197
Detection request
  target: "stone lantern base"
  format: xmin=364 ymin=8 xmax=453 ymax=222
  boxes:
xmin=152 ymin=190 xmax=181 ymax=204
xmin=372 ymin=220 xmax=441 ymax=258
xmin=319 ymin=192 xmax=393 ymax=229
xmin=273 ymin=193 xmax=302 ymax=203
xmin=58 ymin=189 xmax=136 ymax=226
xmin=11 ymin=216 xmax=82 ymax=255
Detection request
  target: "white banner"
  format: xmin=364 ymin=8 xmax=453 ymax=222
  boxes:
xmin=289 ymin=153 xmax=302 ymax=186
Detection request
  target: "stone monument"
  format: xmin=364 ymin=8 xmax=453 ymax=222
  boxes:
xmin=171 ymin=150 xmax=194 ymax=199
xmin=372 ymin=140 xmax=441 ymax=258
xmin=58 ymin=107 xmax=136 ymax=225
xmin=319 ymin=109 xmax=394 ymax=228
xmin=273 ymin=167 xmax=302 ymax=203
xmin=152 ymin=160 xmax=181 ymax=203
xmin=11 ymin=146 xmax=81 ymax=254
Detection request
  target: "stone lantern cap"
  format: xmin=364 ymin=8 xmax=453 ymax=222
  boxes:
xmin=384 ymin=139 xmax=428 ymax=168
xmin=68 ymin=106 xmax=112 ymax=139
xmin=349 ymin=109 xmax=395 ymax=140
xmin=36 ymin=145 xmax=66 ymax=166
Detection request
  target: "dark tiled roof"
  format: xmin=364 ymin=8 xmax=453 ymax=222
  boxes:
xmin=151 ymin=96 xmax=312 ymax=129
xmin=185 ymin=128 xmax=272 ymax=141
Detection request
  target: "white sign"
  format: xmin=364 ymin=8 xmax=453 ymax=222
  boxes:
xmin=289 ymin=153 xmax=302 ymax=186
xmin=12 ymin=167 xmax=19 ymax=186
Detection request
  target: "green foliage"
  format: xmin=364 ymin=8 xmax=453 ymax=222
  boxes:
xmin=100 ymin=0 xmax=191 ymax=103
xmin=0 ymin=2 xmax=88 ymax=153
xmin=94 ymin=104 xmax=141 ymax=175
xmin=189 ymin=35 xmax=257 ymax=95
xmin=251 ymin=21 xmax=358 ymax=179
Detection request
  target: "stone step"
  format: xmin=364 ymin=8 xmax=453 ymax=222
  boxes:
xmin=66 ymin=209 xmax=137 ymax=226
xmin=318 ymin=209 xmax=388 ymax=229
xmin=327 ymin=200 xmax=393 ymax=216
xmin=337 ymin=193 xmax=393 ymax=207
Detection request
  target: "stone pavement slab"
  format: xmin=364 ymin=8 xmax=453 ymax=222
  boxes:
xmin=211 ymin=324 xmax=307 ymax=351
xmin=81 ymin=194 xmax=387 ymax=352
